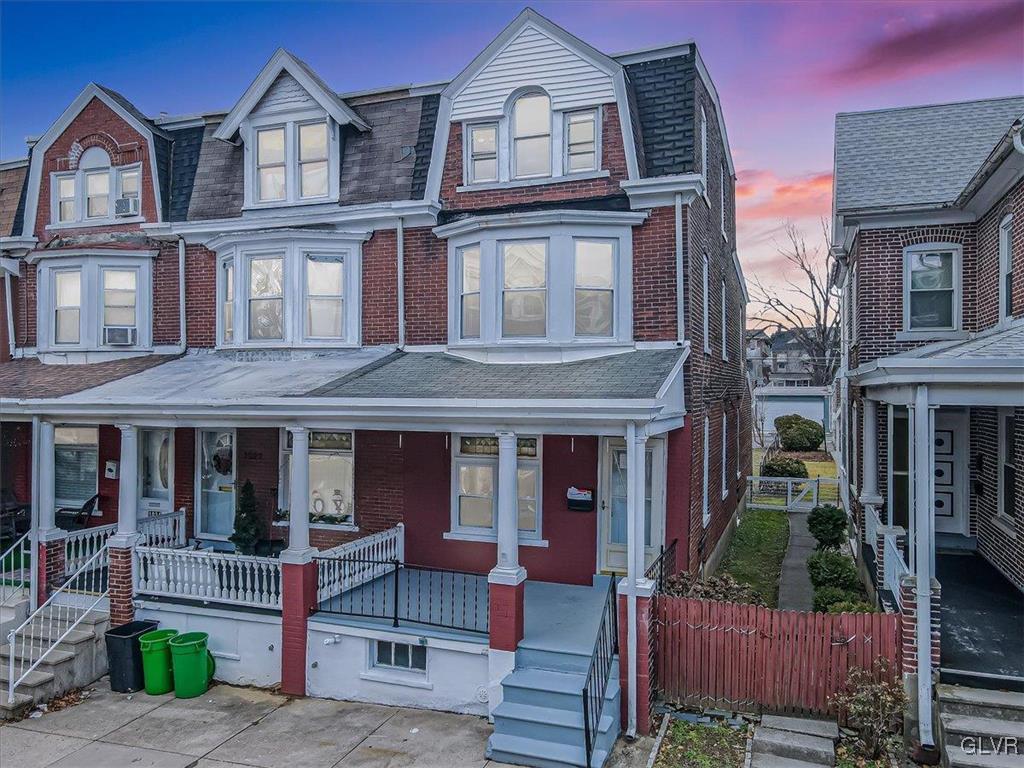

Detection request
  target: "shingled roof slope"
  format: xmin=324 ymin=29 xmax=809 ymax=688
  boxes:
xmin=0 ymin=163 xmax=28 ymax=237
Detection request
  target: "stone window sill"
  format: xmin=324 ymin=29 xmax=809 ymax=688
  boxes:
xmin=456 ymin=170 xmax=610 ymax=193
xmin=894 ymin=330 xmax=969 ymax=342
xmin=991 ymin=515 xmax=1018 ymax=539
xmin=442 ymin=531 xmax=549 ymax=548
xmin=359 ymin=669 xmax=433 ymax=690
xmin=272 ymin=520 xmax=359 ymax=532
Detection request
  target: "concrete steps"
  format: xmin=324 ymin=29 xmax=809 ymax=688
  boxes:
xmin=750 ymin=715 xmax=837 ymax=768
xmin=938 ymin=685 xmax=1024 ymax=768
xmin=0 ymin=606 xmax=109 ymax=719
xmin=487 ymin=653 xmax=620 ymax=768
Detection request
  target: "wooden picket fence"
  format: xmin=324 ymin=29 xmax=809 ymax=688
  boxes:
xmin=654 ymin=597 xmax=900 ymax=717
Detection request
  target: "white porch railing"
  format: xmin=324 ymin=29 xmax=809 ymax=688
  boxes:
xmin=864 ymin=503 xmax=883 ymax=557
xmin=0 ymin=533 xmax=32 ymax=607
xmin=64 ymin=524 xmax=117 ymax=574
xmin=138 ymin=509 xmax=187 ymax=549
xmin=316 ymin=524 xmax=404 ymax=603
xmin=7 ymin=542 xmax=109 ymax=703
xmin=134 ymin=546 xmax=282 ymax=609
xmin=882 ymin=526 xmax=909 ymax=609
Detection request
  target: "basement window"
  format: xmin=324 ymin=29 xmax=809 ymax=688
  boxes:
xmin=374 ymin=641 xmax=426 ymax=672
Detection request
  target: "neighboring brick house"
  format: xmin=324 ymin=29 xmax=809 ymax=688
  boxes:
xmin=832 ymin=96 xmax=1023 ymax=755
xmin=0 ymin=11 xmax=749 ymax=762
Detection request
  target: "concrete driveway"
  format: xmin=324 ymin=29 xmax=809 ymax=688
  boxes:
xmin=0 ymin=681 xmax=518 ymax=768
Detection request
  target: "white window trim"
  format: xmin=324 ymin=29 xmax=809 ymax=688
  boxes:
xmin=47 ymin=163 xmax=145 ymax=229
xmin=511 ymin=90 xmax=552 ymax=181
xmin=241 ymin=110 xmax=340 ymax=210
xmin=54 ymin=425 xmax=99 ymax=509
xmin=996 ymin=407 xmax=1017 ymax=529
xmin=444 ymin=221 xmax=634 ymax=350
xmin=901 ymin=242 xmax=962 ymax=336
xmin=500 ymin=238 xmax=549 ymax=340
xmin=700 ymin=106 xmax=708 ymax=187
xmin=34 ymin=253 xmax=154 ymax=353
xmin=360 ymin=640 xmax=433 ymax=690
xmin=276 ymin=428 xmax=358 ymax=531
xmin=100 ymin=266 xmax=140 ymax=336
xmin=735 ymin=408 xmax=742 ymax=479
xmin=720 ymin=279 xmax=728 ymax=360
xmin=573 ymin=237 xmax=617 ymax=339
xmin=52 ymin=267 xmax=82 ymax=346
xmin=720 ymin=411 xmax=728 ymax=500
xmin=214 ymin=235 xmax=363 ymax=349
xmin=887 ymin=405 xmax=908 ymax=526
xmin=702 ymin=253 xmax=711 ymax=354
xmin=702 ymin=415 xmax=710 ymax=526
xmin=465 ymin=122 xmax=498 ymax=185
xmin=999 ymin=214 xmax=1014 ymax=324
xmin=446 ymin=434 xmax=547 ymax=546
xmin=562 ymin=108 xmax=601 ymax=175
xmin=720 ymin=163 xmax=727 ymax=240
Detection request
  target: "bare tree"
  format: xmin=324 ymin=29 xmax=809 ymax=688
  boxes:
xmin=750 ymin=220 xmax=841 ymax=386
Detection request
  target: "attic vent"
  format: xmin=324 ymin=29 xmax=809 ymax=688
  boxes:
xmin=394 ymin=146 xmax=414 ymax=163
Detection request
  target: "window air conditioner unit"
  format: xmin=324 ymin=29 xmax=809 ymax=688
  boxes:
xmin=103 ymin=326 xmax=137 ymax=346
xmin=115 ymin=197 xmax=140 ymax=217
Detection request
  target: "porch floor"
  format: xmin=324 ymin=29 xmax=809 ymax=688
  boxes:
xmin=520 ymin=575 xmax=612 ymax=656
xmin=937 ymin=552 xmax=1024 ymax=680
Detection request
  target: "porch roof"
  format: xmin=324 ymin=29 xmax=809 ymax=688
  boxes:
xmin=0 ymin=354 xmax=175 ymax=401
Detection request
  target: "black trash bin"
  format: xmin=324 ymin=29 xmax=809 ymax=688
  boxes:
xmin=105 ymin=620 xmax=159 ymax=693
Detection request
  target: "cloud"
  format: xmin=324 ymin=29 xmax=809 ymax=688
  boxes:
xmin=736 ymin=169 xmax=833 ymax=222
xmin=822 ymin=1 xmax=1024 ymax=87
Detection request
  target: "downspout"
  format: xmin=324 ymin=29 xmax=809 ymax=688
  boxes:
xmin=177 ymin=237 xmax=186 ymax=351
xmin=674 ymin=192 xmax=685 ymax=343
xmin=4 ymin=270 xmax=14 ymax=359
xmin=624 ymin=420 xmax=638 ymax=738
xmin=396 ymin=217 xmax=406 ymax=349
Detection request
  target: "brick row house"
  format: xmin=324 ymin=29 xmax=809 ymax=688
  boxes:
xmin=832 ymin=96 xmax=1023 ymax=758
xmin=0 ymin=11 xmax=750 ymax=764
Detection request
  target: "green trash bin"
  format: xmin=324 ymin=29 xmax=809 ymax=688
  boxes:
xmin=139 ymin=629 xmax=179 ymax=695
xmin=168 ymin=632 xmax=216 ymax=699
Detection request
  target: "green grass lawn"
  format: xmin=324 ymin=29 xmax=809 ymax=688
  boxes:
xmin=716 ymin=507 xmax=790 ymax=608
xmin=654 ymin=720 xmax=747 ymax=768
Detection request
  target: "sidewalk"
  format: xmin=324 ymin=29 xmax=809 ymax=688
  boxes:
xmin=776 ymin=509 xmax=815 ymax=611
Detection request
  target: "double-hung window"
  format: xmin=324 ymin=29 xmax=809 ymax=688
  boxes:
xmin=102 ymin=269 xmax=137 ymax=333
xmin=280 ymin=430 xmax=354 ymax=527
xmin=256 ymin=127 xmax=287 ymax=202
xmin=904 ymin=244 xmax=958 ymax=331
xmin=574 ymin=240 xmax=614 ymax=337
xmin=512 ymin=93 xmax=551 ymax=179
xmin=887 ymin=406 xmax=909 ymax=529
xmin=459 ymin=246 xmax=481 ymax=339
xmin=702 ymin=416 xmax=710 ymax=526
xmin=502 ymin=240 xmax=547 ymax=337
xmin=720 ymin=279 xmax=728 ymax=360
xmin=468 ymin=124 xmax=498 ymax=184
xmin=700 ymin=106 xmax=708 ymax=182
xmin=305 ymin=254 xmax=344 ymax=339
xmin=85 ymin=171 xmax=109 ymax=218
xmin=53 ymin=270 xmax=81 ymax=345
xmin=1000 ymin=214 xmax=1014 ymax=321
xmin=298 ymin=122 xmax=329 ymax=199
xmin=119 ymin=169 xmax=140 ymax=205
xmin=57 ymin=177 xmax=76 ymax=223
xmin=720 ymin=164 xmax=727 ymax=239
xmin=702 ymin=253 xmax=710 ymax=353
xmin=736 ymin=409 xmax=742 ymax=479
xmin=222 ymin=261 xmax=234 ymax=343
xmin=54 ymin=427 xmax=98 ymax=508
xmin=451 ymin=435 xmax=541 ymax=540
xmin=248 ymin=256 xmax=284 ymax=340
xmin=721 ymin=412 xmax=728 ymax=499
xmin=565 ymin=110 xmax=597 ymax=173
xmin=998 ymin=410 xmax=1016 ymax=525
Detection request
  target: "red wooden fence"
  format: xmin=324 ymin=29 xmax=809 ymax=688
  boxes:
xmin=654 ymin=597 xmax=901 ymax=717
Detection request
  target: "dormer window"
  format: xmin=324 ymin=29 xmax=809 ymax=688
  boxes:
xmin=247 ymin=118 xmax=337 ymax=207
xmin=468 ymin=125 xmax=498 ymax=184
xmin=298 ymin=122 xmax=329 ymax=199
xmin=512 ymin=93 xmax=551 ymax=179
xmin=58 ymin=177 xmax=76 ymax=222
xmin=257 ymin=128 xmax=286 ymax=202
xmin=86 ymin=171 xmax=109 ymax=218
xmin=50 ymin=147 xmax=143 ymax=227
xmin=565 ymin=110 xmax=597 ymax=173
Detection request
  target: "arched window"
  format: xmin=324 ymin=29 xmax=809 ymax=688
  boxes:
xmin=79 ymin=148 xmax=111 ymax=219
xmin=512 ymin=92 xmax=550 ymax=179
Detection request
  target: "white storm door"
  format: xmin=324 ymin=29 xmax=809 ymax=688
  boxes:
xmin=598 ymin=437 xmax=665 ymax=573
xmin=932 ymin=410 xmax=968 ymax=536
xmin=196 ymin=429 xmax=236 ymax=539
xmin=139 ymin=428 xmax=173 ymax=517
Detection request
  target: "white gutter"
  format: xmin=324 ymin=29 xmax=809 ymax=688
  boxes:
xmin=4 ymin=270 xmax=14 ymax=359
xmin=624 ymin=420 xmax=638 ymax=738
xmin=912 ymin=385 xmax=935 ymax=748
xmin=396 ymin=217 xmax=406 ymax=349
xmin=177 ymin=237 xmax=187 ymax=350
xmin=675 ymin=192 xmax=685 ymax=343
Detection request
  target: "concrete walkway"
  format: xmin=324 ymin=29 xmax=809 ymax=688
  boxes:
xmin=0 ymin=681 xmax=518 ymax=768
xmin=777 ymin=510 xmax=815 ymax=611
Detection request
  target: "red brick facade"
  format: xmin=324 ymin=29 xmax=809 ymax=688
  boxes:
xmin=489 ymin=581 xmax=525 ymax=652
xmin=361 ymin=229 xmax=399 ymax=345
xmin=107 ymin=544 xmax=136 ymax=626
xmin=402 ymin=226 xmax=448 ymax=346
xmin=280 ymin=560 xmax=317 ymax=695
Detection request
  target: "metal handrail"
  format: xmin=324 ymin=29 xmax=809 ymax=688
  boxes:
xmin=644 ymin=538 xmax=678 ymax=593
xmin=0 ymin=532 xmax=32 ymax=607
xmin=7 ymin=542 xmax=109 ymax=703
xmin=581 ymin=577 xmax=618 ymax=768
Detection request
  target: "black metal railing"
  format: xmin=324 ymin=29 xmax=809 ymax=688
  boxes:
xmin=581 ymin=577 xmax=619 ymax=768
xmin=644 ymin=538 xmax=679 ymax=594
xmin=315 ymin=556 xmax=489 ymax=635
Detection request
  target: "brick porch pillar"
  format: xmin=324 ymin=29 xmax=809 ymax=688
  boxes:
xmin=488 ymin=579 xmax=525 ymax=651
xmin=107 ymin=424 xmax=142 ymax=627
xmin=617 ymin=587 xmax=655 ymax=735
xmin=36 ymin=535 xmax=67 ymax=606
xmin=280 ymin=426 xmax=317 ymax=696
xmin=899 ymin=575 xmax=941 ymax=676
xmin=107 ymin=545 xmax=137 ymax=626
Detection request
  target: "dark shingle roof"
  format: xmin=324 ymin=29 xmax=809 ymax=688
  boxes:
xmin=166 ymin=125 xmax=206 ymax=221
xmin=303 ymin=349 xmax=683 ymax=399
xmin=185 ymin=125 xmax=245 ymax=221
xmin=625 ymin=53 xmax=696 ymax=177
xmin=338 ymin=96 xmax=425 ymax=206
xmin=0 ymin=355 xmax=175 ymax=400
xmin=411 ymin=93 xmax=440 ymax=200
xmin=0 ymin=164 xmax=28 ymax=237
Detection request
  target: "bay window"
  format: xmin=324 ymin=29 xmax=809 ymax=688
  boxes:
xmin=102 ymin=269 xmax=137 ymax=331
xmin=222 ymin=261 xmax=234 ymax=343
xmin=298 ymin=122 xmax=328 ymax=199
xmin=468 ymin=124 xmax=498 ymax=184
xmin=248 ymin=256 xmax=284 ymax=340
xmin=280 ymin=430 xmax=355 ymax=527
xmin=904 ymin=244 xmax=959 ymax=332
xmin=459 ymin=246 xmax=481 ymax=339
xmin=565 ymin=110 xmax=598 ymax=172
xmin=502 ymin=241 xmax=547 ymax=337
xmin=305 ymin=254 xmax=344 ymax=339
xmin=55 ymin=427 xmax=98 ymax=508
xmin=54 ymin=270 xmax=81 ymax=345
xmin=512 ymin=93 xmax=551 ymax=179
xmin=574 ymin=239 xmax=614 ymax=337
xmin=450 ymin=435 xmax=542 ymax=541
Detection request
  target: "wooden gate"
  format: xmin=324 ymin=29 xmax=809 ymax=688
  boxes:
xmin=654 ymin=597 xmax=900 ymax=716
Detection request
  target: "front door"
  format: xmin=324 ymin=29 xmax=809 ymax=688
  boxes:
xmin=139 ymin=428 xmax=173 ymax=517
xmin=598 ymin=437 xmax=665 ymax=573
xmin=197 ymin=429 xmax=235 ymax=539
xmin=933 ymin=410 xmax=969 ymax=536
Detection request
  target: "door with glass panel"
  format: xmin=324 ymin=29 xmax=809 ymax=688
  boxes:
xmin=598 ymin=438 xmax=665 ymax=573
xmin=138 ymin=429 xmax=173 ymax=517
xmin=197 ymin=430 xmax=235 ymax=539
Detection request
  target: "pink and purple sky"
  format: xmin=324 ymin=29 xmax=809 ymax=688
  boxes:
xmin=2 ymin=1 xmax=1022 ymax=311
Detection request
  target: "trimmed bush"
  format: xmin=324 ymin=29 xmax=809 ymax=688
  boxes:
xmin=808 ymin=504 xmax=847 ymax=549
xmin=807 ymin=550 xmax=860 ymax=591
xmin=827 ymin=600 xmax=876 ymax=614
xmin=762 ymin=456 xmax=808 ymax=479
xmin=779 ymin=418 xmax=825 ymax=451
xmin=812 ymin=586 xmax=859 ymax=613
xmin=773 ymin=414 xmax=804 ymax=434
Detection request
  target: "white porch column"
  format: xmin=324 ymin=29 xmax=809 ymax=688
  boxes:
xmin=284 ymin=426 xmax=312 ymax=555
xmin=115 ymin=424 xmax=139 ymax=536
xmin=631 ymin=429 xmax=651 ymax=589
xmin=37 ymin=420 xmax=58 ymax=537
xmin=492 ymin=431 xmax=523 ymax=580
xmin=912 ymin=385 xmax=935 ymax=748
xmin=860 ymin=398 xmax=882 ymax=505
